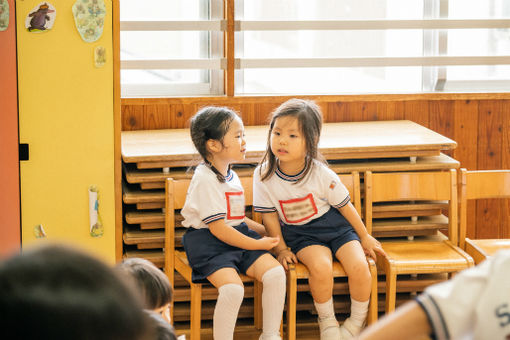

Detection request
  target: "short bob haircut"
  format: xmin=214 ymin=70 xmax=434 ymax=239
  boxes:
xmin=119 ymin=257 xmax=173 ymax=310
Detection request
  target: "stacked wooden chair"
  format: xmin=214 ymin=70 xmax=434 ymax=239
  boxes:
xmin=164 ymin=176 xmax=264 ymax=340
xmin=459 ymin=169 xmax=510 ymax=264
xmin=364 ymin=169 xmax=474 ymax=313
xmin=286 ymin=172 xmax=378 ymax=340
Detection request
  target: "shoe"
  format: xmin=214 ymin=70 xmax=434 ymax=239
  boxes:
xmin=318 ymin=317 xmax=341 ymax=340
xmin=339 ymin=318 xmax=363 ymax=339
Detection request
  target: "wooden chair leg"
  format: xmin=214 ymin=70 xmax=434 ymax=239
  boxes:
xmin=286 ymin=265 xmax=297 ymax=340
xmin=190 ymin=283 xmax=202 ymax=340
xmin=367 ymin=261 xmax=378 ymax=324
xmin=254 ymin=280 xmax=263 ymax=330
xmin=385 ymin=268 xmax=397 ymax=314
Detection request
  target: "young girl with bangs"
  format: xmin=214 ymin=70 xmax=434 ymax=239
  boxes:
xmin=181 ymin=106 xmax=286 ymax=340
xmin=253 ymin=99 xmax=387 ymax=340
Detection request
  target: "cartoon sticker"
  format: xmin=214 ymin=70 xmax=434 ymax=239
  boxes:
xmin=72 ymin=0 xmax=106 ymax=43
xmin=89 ymin=185 xmax=104 ymax=237
xmin=0 ymin=0 xmax=9 ymax=32
xmin=34 ymin=224 xmax=47 ymax=238
xmin=94 ymin=45 xmax=106 ymax=68
xmin=25 ymin=2 xmax=56 ymax=32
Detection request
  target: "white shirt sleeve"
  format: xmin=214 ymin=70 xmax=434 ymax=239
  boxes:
xmin=253 ymin=166 xmax=277 ymax=213
xmin=319 ymin=164 xmax=350 ymax=208
xmin=183 ymin=172 xmax=227 ymax=226
xmin=416 ymin=251 xmax=510 ymax=340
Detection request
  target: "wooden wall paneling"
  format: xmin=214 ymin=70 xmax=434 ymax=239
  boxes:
xmin=144 ymin=105 xmax=172 ymax=130
xmin=254 ymin=102 xmax=281 ymax=125
xmin=337 ymin=102 xmax=365 ymax=122
xmin=501 ymin=100 xmax=510 ymax=238
xmin=360 ymin=102 xmax=378 ymax=121
xmin=452 ymin=100 xmax=478 ymax=170
xmin=228 ymin=103 xmax=255 ymax=125
xmin=403 ymin=100 xmax=430 ymax=127
xmin=477 ymin=100 xmax=503 ymax=239
xmin=123 ymin=104 xmax=145 ymax=131
xmin=375 ymin=101 xmax=405 ymax=121
xmin=452 ymin=99 xmax=479 ymax=239
xmin=429 ymin=100 xmax=454 ymax=157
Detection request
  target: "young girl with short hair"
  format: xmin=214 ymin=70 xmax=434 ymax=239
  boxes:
xmin=181 ymin=106 xmax=286 ymax=340
xmin=118 ymin=257 xmax=173 ymax=324
xmin=253 ymin=99 xmax=387 ymax=340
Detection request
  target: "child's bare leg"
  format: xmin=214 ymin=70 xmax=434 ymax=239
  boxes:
xmin=208 ymin=268 xmax=245 ymax=340
xmin=335 ymin=240 xmax=371 ymax=301
xmin=297 ymin=245 xmax=340 ymax=340
xmin=297 ymin=245 xmax=334 ymax=303
xmin=336 ymin=240 xmax=372 ymax=338
xmin=246 ymin=254 xmax=285 ymax=340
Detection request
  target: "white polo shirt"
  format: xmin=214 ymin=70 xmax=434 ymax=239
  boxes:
xmin=417 ymin=250 xmax=510 ymax=340
xmin=253 ymin=160 xmax=350 ymax=225
xmin=181 ymin=164 xmax=245 ymax=229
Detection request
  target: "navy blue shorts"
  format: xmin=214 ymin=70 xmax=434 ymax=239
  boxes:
xmin=182 ymin=222 xmax=268 ymax=283
xmin=281 ymin=208 xmax=360 ymax=256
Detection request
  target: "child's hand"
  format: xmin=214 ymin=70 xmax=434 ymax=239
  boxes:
xmin=277 ymin=248 xmax=297 ymax=270
xmin=360 ymin=234 xmax=387 ymax=261
xmin=256 ymin=236 xmax=280 ymax=251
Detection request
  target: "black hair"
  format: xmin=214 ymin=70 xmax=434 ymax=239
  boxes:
xmin=118 ymin=257 xmax=173 ymax=310
xmin=0 ymin=244 xmax=150 ymax=340
xmin=189 ymin=106 xmax=238 ymax=182
xmin=145 ymin=310 xmax=177 ymax=340
xmin=260 ymin=98 xmax=326 ymax=182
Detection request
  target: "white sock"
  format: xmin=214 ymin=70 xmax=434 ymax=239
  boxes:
xmin=260 ymin=266 xmax=286 ymax=338
xmin=314 ymin=297 xmax=336 ymax=321
xmin=213 ymin=283 xmax=244 ymax=340
xmin=349 ymin=298 xmax=369 ymax=327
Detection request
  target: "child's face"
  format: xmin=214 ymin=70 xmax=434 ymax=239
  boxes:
xmin=270 ymin=116 xmax=307 ymax=167
xmin=217 ymin=116 xmax=247 ymax=163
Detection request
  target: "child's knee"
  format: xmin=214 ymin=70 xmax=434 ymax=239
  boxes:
xmin=218 ymin=283 xmax=245 ymax=304
xmin=309 ymin=260 xmax=333 ymax=279
xmin=349 ymin=261 xmax=371 ymax=283
xmin=261 ymin=265 xmax=286 ymax=286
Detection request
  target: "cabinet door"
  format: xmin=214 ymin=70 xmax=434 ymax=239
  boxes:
xmin=17 ymin=0 xmax=116 ymax=262
xmin=0 ymin=0 xmax=20 ymax=257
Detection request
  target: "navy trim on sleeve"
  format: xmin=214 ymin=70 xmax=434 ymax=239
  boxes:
xmin=415 ymin=293 xmax=449 ymax=340
xmin=253 ymin=206 xmax=277 ymax=213
xmin=202 ymin=213 xmax=226 ymax=224
xmin=333 ymin=195 xmax=351 ymax=209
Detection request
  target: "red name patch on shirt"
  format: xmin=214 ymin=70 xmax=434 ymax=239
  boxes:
xmin=225 ymin=191 xmax=245 ymax=219
xmin=279 ymin=193 xmax=318 ymax=223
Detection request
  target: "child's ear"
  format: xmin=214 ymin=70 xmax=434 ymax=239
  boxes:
xmin=206 ymin=139 xmax=222 ymax=153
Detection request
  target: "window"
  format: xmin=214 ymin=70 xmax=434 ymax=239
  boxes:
xmin=120 ymin=0 xmax=510 ymax=97
xmin=119 ymin=0 xmax=223 ymax=97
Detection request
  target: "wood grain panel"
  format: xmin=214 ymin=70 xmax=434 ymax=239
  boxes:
xmin=501 ymin=100 xmax=510 ymax=238
xmin=477 ymin=100 xmax=503 ymax=239
xmin=429 ymin=100 xmax=454 ymax=157
xmin=452 ymin=100 xmax=478 ymax=239
xmin=403 ymin=100 xmax=429 ymax=127
xmin=452 ymin=100 xmax=478 ymax=170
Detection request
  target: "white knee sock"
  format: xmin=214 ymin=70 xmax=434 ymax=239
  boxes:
xmin=349 ymin=298 xmax=369 ymax=327
xmin=213 ymin=283 xmax=244 ymax=340
xmin=260 ymin=266 xmax=286 ymax=338
xmin=314 ymin=297 xmax=336 ymax=321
